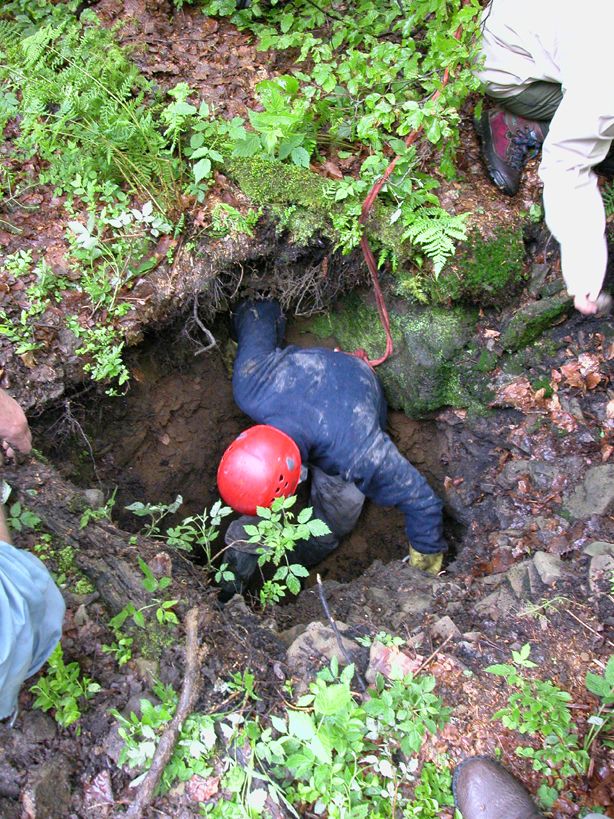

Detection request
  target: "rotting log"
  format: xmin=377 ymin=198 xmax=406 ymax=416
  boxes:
xmin=1 ymin=459 xmax=212 ymax=614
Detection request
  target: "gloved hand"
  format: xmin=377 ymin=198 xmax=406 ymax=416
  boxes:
xmin=408 ymin=546 xmax=443 ymax=575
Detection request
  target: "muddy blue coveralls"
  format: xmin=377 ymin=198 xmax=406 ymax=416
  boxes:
xmin=0 ymin=542 xmax=65 ymax=720
xmin=226 ymin=299 xmax=447 ymax=585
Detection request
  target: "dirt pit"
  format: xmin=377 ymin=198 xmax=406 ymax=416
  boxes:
xmin=34 ymin=314 xmax=459 ymax=585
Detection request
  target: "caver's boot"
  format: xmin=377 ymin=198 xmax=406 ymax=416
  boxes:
xmin=453 ymin=757 xmax=544 ymax=819
xmin=217 ymin=515 xmax=262 ymax=600
xmin=475 ymin=108 xmax=546 ymax=196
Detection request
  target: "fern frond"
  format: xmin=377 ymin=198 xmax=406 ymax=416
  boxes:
xmin=402 ymin=207 xmax=469 ymax=276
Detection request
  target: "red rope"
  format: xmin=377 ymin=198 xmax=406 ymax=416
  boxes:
xmin=356 ymin=11 xmax=466 ymax=367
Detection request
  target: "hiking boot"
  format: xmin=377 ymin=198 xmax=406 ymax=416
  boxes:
xmin=453 ymin=757 xmax=544 ymax=819
xmin=475 ymin=108 xmax=546 ymax=196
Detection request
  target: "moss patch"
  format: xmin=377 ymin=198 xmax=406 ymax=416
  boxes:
xmin=429 ymin=227 xmax=526 ymax=306
xmin=501 ymin=293 xmax=570 ymax=351
xmin=224 ymin=156 xmax=336 ymax=243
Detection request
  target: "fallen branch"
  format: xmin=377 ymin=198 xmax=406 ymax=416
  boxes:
xmin=122 ymin=607 xmax=209 ymax=819
xmin=316 ymin=573 xmax=367 ymax=693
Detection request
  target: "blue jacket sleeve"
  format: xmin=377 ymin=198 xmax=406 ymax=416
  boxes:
xmin=0 ymin=542 xmax=65 ymax=719
xmin=355 ymin=430 xmax=447 ymax=555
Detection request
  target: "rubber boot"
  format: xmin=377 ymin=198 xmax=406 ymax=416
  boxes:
xmin=475 ymin=108 xmax=546 ymax=196
xmin=453 ymin=757 xmax=544 ymax=819
xmin=218 ymin=515 xmax=262 ymax=600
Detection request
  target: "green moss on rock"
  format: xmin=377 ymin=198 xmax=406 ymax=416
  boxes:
xmin=501 ymin=293 xmax=571 ymax=351
xmin=224 ymin=156 xmax=335 ymax=243
xmin=310 ymin=293 xmax=480 ymax=416
xmin=430 ymin=227 xmax=526 ymax=306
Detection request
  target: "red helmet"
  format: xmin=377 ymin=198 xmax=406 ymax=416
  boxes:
xmin=217 ymin=425 xmax=302 ymax=515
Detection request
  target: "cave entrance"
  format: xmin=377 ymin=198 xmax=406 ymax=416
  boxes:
xmin=34 ymin=312 xmax=457 ymax=585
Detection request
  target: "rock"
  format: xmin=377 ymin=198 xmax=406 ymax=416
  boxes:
xmin=83 ymin=488 xmax=105 ymax=508
xmin=430 ymin=616 xmax=461 ymax=642
xmin=74 ymin=603 xmax=90 ymax=627
xmin=21 ymin=711 xmax=56 ymax=744
xmin=286 ymin=621 xmax=359 ymax=678
xmin=506 ymin=559 xmax=543 ymax=599
xmin=498 ymin=459 xmax=561 ymax=491
xmin=22 ymin=755 xmax=73 ymax=819
xmin=532 ymin=552 xmax=565 ymax=585
xmin=398 ymin=593 xmax=433 ymax=618
xmin=277 ymin=623 xmax=309 ymax=648
xmin=588 ymin=554 xmax=614 ymax=594
xmin=134 ymin=658 xmax=159 ymax=687
xmin=500 ymin=293 xmax=570 ymax=351
xmin=313 ymin=293 xmax=477 ymax=416
xmin=583 ymin=541 xmax=614 ymax=558
xmin=474 ymin=587 xmax=517 ymax=620
xmin=564 ymin=465 xmax=614 ymax=518
xmin=366 ymin=587 xmax=392 ymax=609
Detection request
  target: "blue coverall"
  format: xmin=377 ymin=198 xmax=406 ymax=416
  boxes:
xmin=0 ymin=542 xmax=65 ymax=719
xmin=228 ymin=300 xmax=447 ymax=575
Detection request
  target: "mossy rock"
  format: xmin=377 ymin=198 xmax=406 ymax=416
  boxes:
xmin=310 ymin=292 xmax=481 ymax=416
xmin=500 ymin=293 xmax=571 ymax=351
xmin=224 ymin=156 xmax=336 ymax=244
xmin=428 ymin=227 xmax=526 ymax=306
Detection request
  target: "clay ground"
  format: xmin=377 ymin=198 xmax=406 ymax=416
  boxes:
xmin=0 ymin=1 xmax=613 ymax=818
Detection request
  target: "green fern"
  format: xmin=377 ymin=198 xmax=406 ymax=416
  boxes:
xmin=2 ymin=16 xmax=183 ymax=211
xmin=401 ymin=207 xmax=469 ymax=276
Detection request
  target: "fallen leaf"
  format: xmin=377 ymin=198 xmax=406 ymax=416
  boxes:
xmin=366 ymin=642 xmax=423 ymax=683
xmin=606 ymin=400 xmax=614 ymax=419
xmin=186 ymin=774 xmax=220 ymax=802
xmin=321 ymin=159 xmax=343 ymax=180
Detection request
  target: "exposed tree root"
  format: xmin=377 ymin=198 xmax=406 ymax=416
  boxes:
xmin=120 ymin=606 xmax=210 ymax=819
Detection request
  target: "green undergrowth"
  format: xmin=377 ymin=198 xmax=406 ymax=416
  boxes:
xmin=107 ymin=640 xmax=612 ymax=816
xmin=0 ymin=0 xmax=496 ymax=395
xmin=0 ymin=0 xmax=526 ymax=397
xmin=114 ymin=658 xmax=457 ymax=817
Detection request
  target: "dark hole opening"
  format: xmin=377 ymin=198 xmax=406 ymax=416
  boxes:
xmin=33 ymin=314 xmax=464 ymax=590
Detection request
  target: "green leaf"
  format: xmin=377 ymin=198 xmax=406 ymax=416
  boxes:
xmin=288 ymin=710 xmax=316 ymax=741
xmin=193 ymin=157 xmax=212 ymax=184
xmin=290 ymin=146 xmax=310 ymax=168
xmin=232 ymin=133 xmax=261 ymax=158
xmin=314 ymin=683 xmax=352 ymax=716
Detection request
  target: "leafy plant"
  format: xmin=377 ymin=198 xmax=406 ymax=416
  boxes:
xmin=6 ymin=499 xmax=41 ymax=532
xmin=242 ymin=495 xmax=330 ymax=607
xmin=487 ymin=644 xmax=590 ymax=792
xmin=125 ymin=494 xmax=184 ymax=537
xmin=584 ymin=655 xmax=614 ymax=753
xmin=210 ymin=203 xmax=262 ymax=238
xmin=30 ymin=643 xmax=101 ymax=729
xmin=102 ymin=557 xmax=178 ymax=665
xmin=114 ymin=658 xmax=452 ymax=815
xmin=112 ymin=681 xmax=218 ymax=792
xmin=356 ymin=630 xmax=406 ymax=648
xmin=79 ymin=487 xmax=117 ymax=528
xmin=0 ymin=14 xmax=182 ymax=209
